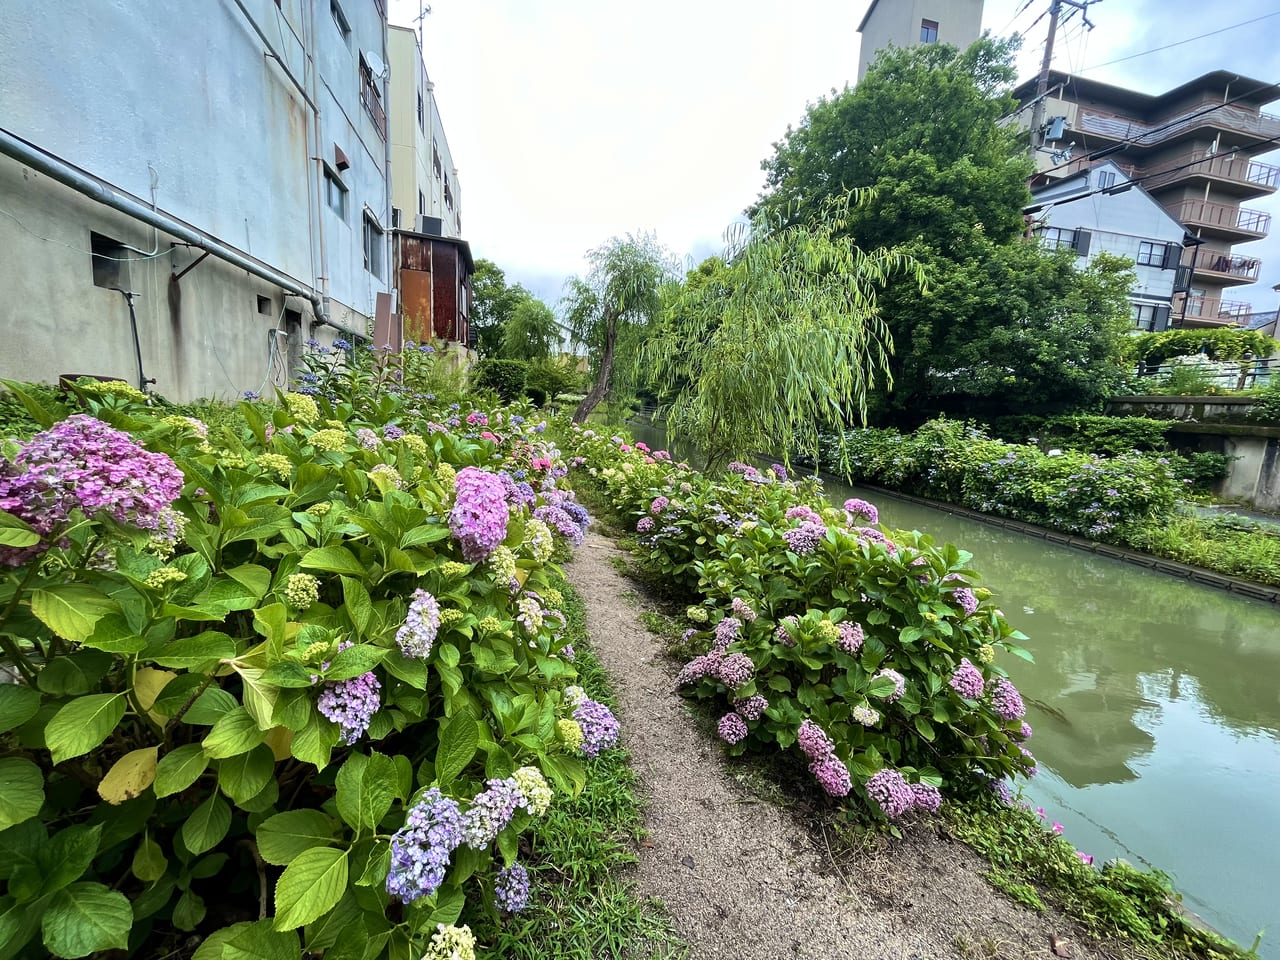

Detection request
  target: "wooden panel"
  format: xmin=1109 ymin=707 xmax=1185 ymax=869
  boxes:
xmin=432 ymin=244 xmax=458 ymax=341
xmin=397 ymin=235 xmax=432 ymax=272
xmin=400 ymin=269 xmax=433 ymax=344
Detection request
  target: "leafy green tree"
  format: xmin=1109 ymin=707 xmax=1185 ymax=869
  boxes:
xmin=499 ymin=297 xmax=560 ymax=361
xmin=643 ymin=197 xmax=925 ymax=472
xmin=563 ymin=234 xmax=679 ymax=424
xmin=470 ymin=258 xmax=531 ymax=357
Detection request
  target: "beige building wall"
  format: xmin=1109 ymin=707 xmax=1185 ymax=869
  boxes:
xmin=389 ymin=26 xmax=462 ymax=237
xmin=857 ymin=0 xmax=985 ymax=81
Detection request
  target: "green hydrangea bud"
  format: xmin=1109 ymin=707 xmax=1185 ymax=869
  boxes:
xmin=306 ymin=501 xmax=332 ymax=516
xmin=400 ymin=434 xmax=429 ymax=458
xmin=977 ymin=643 xmax=995 ymax=664
xmin=477 ymin=616 xmax=504 ymax=634
xmin=435 ymin=462 xmax=456 ymax=487
xmin=285 ymin=573 xmax=321 ymax=610
xmin=143 ymin=566 xmax=187 ymax=591
xmin=815 ymin=620 xmax=840 ymax=644
xmin=439 ymin=561 xmax=470 ymax=579
xmin=309 ymin=429 xmax=347 ymax=452
xmin=542 ymin=588 xmax=563 ymax=609
xmin=686 ymin=606 xmax=709 ymax=623
xmin=556 ymin=719 xmax=584 ymax=751
xmin=284 ymin=392 xmax=319 ymax=424
xmin=256 ymin=453 xmax=293 ymax=479
xmin=512 ymin=765 xmax=553 ymax=816
xmin=438 ymin=608 xmax=463 ymax=626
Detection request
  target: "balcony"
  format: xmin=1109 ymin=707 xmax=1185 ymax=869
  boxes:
xmin=1169 ymin=198 xmax=1271 ymax=241
xmin=1173 ymin=294 xmax=1252 ymax=326
xmin=1193 ymin=248 xmax=1263 ymax=285
xmin=1078 ymin=102 xmax=1280 ymax=151
xmin=1141 ymin=152 xmax=1280 ymax=198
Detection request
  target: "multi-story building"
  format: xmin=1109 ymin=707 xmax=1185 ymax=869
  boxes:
xmin=1012 ymin=70 xmax=1280 ymax=329
xmin=857 ymin=0 xmax=985 ymax=81
xmin=1028 ymin=160 xmax=1192 ymax=332
xmin=389 ymin=25 xmax=462 ymax=238
xmin=0 ymin=0 xmax=394 ymax=400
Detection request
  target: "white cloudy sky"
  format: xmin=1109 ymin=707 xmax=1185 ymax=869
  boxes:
xmin=389 ymin=0 xmax=1280 ymax=313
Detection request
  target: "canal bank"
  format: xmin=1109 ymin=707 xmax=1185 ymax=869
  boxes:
xmin=627 ymin=420 xmax=1280 ymax=958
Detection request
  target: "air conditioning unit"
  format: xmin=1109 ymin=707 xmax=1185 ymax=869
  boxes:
xmin=416 ymin=215 xmax=444 ymax=236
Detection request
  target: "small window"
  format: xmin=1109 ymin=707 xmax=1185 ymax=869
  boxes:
xmin=1131 ymin=304 xmax=1157 ymax=331
xmin=90 ymin=232 xmax=128 ymax=289
xmin=392 ymin=207 xmax=402 ymax=229
xmin=418 ymin=190 xmax=426 ymax=216
xmin=363 ymin=213 xmax=384 ymax=278
xmin=257 ymin=295 xmax=273 ymax=315
xmin=417 ymin=92 xmax=425 ymax=133
xmin=330 ymin=0 xmax=350 ymax=46
xmin=432 ymin=141 xmax=442 ymax=179
xmin=324 ymin=166 xmax=347 ymax=219
xmin=920 ymin=19 xmax=939 ymax=43
xmin=1036 ymin=226 xmax=1076 ymax=250
xmin=1097 ymin=170 xmax=1116 ymax=190
xmin=1136 ymin=241 xmax=1161 ymax=266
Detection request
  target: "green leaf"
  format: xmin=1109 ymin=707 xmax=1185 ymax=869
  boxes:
xmin=37 ymin=650 xmax=113 ymax=696
xmin=426 ymin=884 xmax=465 ymax=927
xmin=45 ymin=694 xmax=126 ymax=764
xmin=226 ymin=563 xmax=273 ymax=600
xmin=0 ymin=895 xmax=42 ymax=957
xmin=0 ymin=685 xmax=41 ymax=735
xmin=41 ymin=882 xmax=131 ymax=957
xmin=41 ymin=824 xmax=102 ymax=897
xmin=199 ymin=920 xmax=301 ymax=960
xmin=82 ymin=613 xmax=147 ymax=653
xmin=131 ymin=834 xmax=167 ymax=883
xmin=149 ymin=631 xmax=237 ymax=669
xmin=30 ymin=585 xmax=118 ymax=643
xmin=272 ymin=847 xmax=348 ymax=931
xmin=300 ymin=546 xmax=366 ymax=578
xmin=185 ymin=686 xmax=239 ymax=725
xmin=341 ymin=577 xmax=374 ymax=636
xmin=434 ymin=713 xmax=477 ymax=786
xmin=0 ymin=759 xmax=43 ymax=831
xmin=218 ymin=744 xmax=276 ymax=805
xmin=0 ymin=379 xmax=63 ymax=428
xmin=256 ymin=810 xmax=338 ymax=866
xmin=233 ymin=666 xmax=279 ymax=730
xmin=290 ymin=710 xmax=338 ymax=771
xmin=260 ymin=661 xmax=317 ymax=688
xmin=181 ymin=794 xmax=231 ymax=856
xmin=868 ymin=676 xmax=898 ymax=699
xmin=913 ymin=715 xmax=936 ymax=741
xmin=1003 ymin=642 xmax=1035 ymax=663
xmin=324 ymin=644 xmax=386 ymax=682
xmin=173 ymin=887 xmax=207 ymax=931
xmin=0 ymin=510 xmax=39 ymax=548
xmin=203 ymin=706 xmax=267 ymax=759
xmin=335 ymin=752 xmax=396 ymax=832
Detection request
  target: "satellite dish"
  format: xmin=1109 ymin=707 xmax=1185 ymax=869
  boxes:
xmin=365 ymin=51 xmax=387 ymax=80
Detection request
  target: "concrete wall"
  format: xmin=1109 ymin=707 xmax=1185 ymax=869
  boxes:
xmin=1106 ymin=395 xmax=1258 ymax=421
xmin=0 ymin=0 xmax=390 ymax=400
xmin=857 ymin=0 xmax=984 ymax=80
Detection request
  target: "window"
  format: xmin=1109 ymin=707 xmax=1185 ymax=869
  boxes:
xmin=359 ymin=55 xmax=387 ymax=139
xmin=1136 ymin=241 xmax=1161 ymax=266
xmin=257 ymin=295 xmax=273 ymax=315
xmin=418 ymin=190 xmax=426 ymax=216
xmin=1097 ymin=170 xmax=1116 ymax=190
xmin=90 ymin=232 xmax=128 ymax=289
xmin=363 ymin=213 xmax=384 ymax=278
xmin=1036 ymin=226 xmax=1076 ymax=250
xmin=920 ymin=19 xmax=939 ymax=43
xmin=323 ymin=166 xmax=348 ymax=219
xmin=391 ymin=207 xmax=401 ymax=229
xmin=1131 ymin=303 xmax=1170 ymax=332
xmin=330 ymin=0 xmax=350 ymax=45
xmin=417 ymin=92 xmax=425 ymax=133
xmin=432 ymin=141 xmax=442 ymax=179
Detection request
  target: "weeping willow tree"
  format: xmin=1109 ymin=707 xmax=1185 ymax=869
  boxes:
xmin=643 ymin=194 xmax=925 ymax=472
xmin=563 ymin=233 xmax=680 ymax=424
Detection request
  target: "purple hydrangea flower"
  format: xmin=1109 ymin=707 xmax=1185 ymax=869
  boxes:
xmin=718 ymin=712 xmax=748 ymax=744
xmin=853 ymin=526 xmax=897 ymax=555
xmin=775 ymin=616 xmax=798 ymax=647
xmin=494 ymin=862 xmax=530 ymax=913
xmin=911 ymin=782 xmax=943 ymax=813
xmin=676 ymin=651 xmax=722 ymax=686
xmin=810 ymin=757 xmax=853 ymax=797
xmin=318 ymin=667 xmax=381 ymax=745
xmin=843 ymin=498 xmax=878 ymax=524
xmin=712 ymin=616 xmax=741 ymax=649
xmin=1016 ymin=721 xmax=1033 ymax=741
xmin=636 ymin=516 xmax=655 ymax=533
xmin=383 ymin=424 xmax=405 ymax=440
xmin=356 ymin=427 xmax=379 ymax=450
xmin=837 ymin=622 xmax=864 ymax=655
xmin=733 ymin=694 xmax=768 ymax=720
xmin=770 ymin=463 xmax=788 ymax=481
xmin=873 ymin=667 xmax=906 ymax=703
xmin=949 ymin=658 xmax=984 ymax=700
xmin=797 ymin=718 xmax=835 ymax=761
xmin=386 ymin=788 xmax=464 ymax=904
xmin=449 ymin=467 xmax=509 ymax=561
xmin=990 ymin=678 xmax=1026 ymax=720
xmin=463 ymin=778 xmax=524 ymax=849
xmin=396 ymin=588 xmax=441 ymax=658
xmin=535 ymin=504 xmax=585 ymax=547
xmin=715 ymin=652 xmax=755 ymax=689
xmin=953 ymin=587 xmax=979 ymax=617
xmin=785 ymin=505 xmax=823 ymax=524
xmin=650 ymin=496 xmax=669 ymax=515
xmin=730 ymin=597 xmax=757 ymax=623
xmin=784 ymin=520 xmax=827 ymax=556
xmin=865 ymin=768 xmax=915 ymax=819
xmin=573 ymin=698 xmax=620 ymax=757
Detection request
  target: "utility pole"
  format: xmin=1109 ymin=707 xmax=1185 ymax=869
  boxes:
xmin=1028 ymin=0 xmax=1098 ymax=156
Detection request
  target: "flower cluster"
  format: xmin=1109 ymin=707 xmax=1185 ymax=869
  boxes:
xmin=489 ymin=545 xmax=517 ymax=591
xmin=733 ymin=694 xmax=768 ymax=720
xmin=797 ymin=719 xmax=835 ymax=760
xmin=948 ymin=658 xmax=984 ymax=700
xmin=396 ymin=588 xmax=441 ymax=658
xmin=256 ymin=452 xmax=292 ymax=479
xmin=524 ymin=517 xmax=554 ymax=563
xmin=309 ymin=428 xmax=347 ymax=452
xmin=797 ymin=719 xmax=850 ymax=797
xmin=713 ymin=616 xmax=741 ymax=649
xmin=718 ymin=712 xmax=748 ymax=744
xmin=386 ymin=788 xmax=465 ymax=903
xmin=650 ymin=496 xmax=669 ymax=514
xmin=143 ymin=566 xmax=186 ymax=591
xmin=686 ymin=606 xmax=709 ymax=624
xmin=989 ymin=678 xmax=1026 ymax=720
xmin=572 ymin=697 xmax=620 ymax=757
xmin=843 ymin=498 xmax=878 ymax=524
xmin=775 ymin=616 xmax=797 ymax=646
xmin=367 ymin=464 xmax=403 ymax=489
xmin=517 ymin=595 xmax=543 ymax=633
xmin=556 ymin=718 xmax=584 ymax=751
xmin=730 ymin=597 xmax=757 ymax=622
xmin=783 ymin=520 xmax=826 ymax=556
xmin=852 ymin=704 xmax=880 ymax=726
xmin=450 ymin=467 xmax=509 ymax=562
xmin=285 ymin=573 xmax=321 ymax=610
xmin=534 ymin=503 xmax=585 ymax=547
xmin=785 ymin=505 xmax=824 ymax=524
xmin=864 ymin=769 xmax=916 ymax=818
xmin=716 ymin=652 xmax=754 ymax=689
xmin=284 ymin=392 xmax=319 ymax=423
xmin=494 ymin=863 xmax=530 ymax=913
xmin=355 ymin=427 xmax=379 ymax=450
xmin=512 ymin=766 xmax=553 ymax=816
xmin=836 ymin=621 xmax=864 ymax=655
xmin=422 ymin=924 xmax=476 ymax=960
xmin=462 ymin=778 xmax=524 ymax=848
xmin=317 ymin=654 xmax=381 ymax=744
xmin=953 ymin=587 xmax=979 ymax=617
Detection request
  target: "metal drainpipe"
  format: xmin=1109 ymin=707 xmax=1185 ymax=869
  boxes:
xmin=382 ymin=9 xmax=394 ymax=338
xmin=109 ymin=288 xmax=153 ymax=393
xmin=0 ymin=126 xmax=370 ymax=340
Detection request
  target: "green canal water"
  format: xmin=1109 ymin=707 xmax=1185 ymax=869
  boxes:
xmin=627 ymin=423 xmax=1280 ymax=954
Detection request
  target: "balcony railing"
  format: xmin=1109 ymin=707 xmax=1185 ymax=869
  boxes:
xmin=1078 ymin=102 xmax=1280 ymax=147
xmin=1141 ymin=151 xmax=1280 ymax=192
xmin=1194 ymin=249 xmax=1263 ymax=282
xmin=1173 ymin=294 xmax=1253 ymax=321
xmin=1170 ymin=198 xmax=1271 ymax=236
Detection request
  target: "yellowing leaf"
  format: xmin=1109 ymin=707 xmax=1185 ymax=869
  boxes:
xmin=264 ymin=726 xmax=293 ymax=762
xmin=98 ymin=747 xmax=159 ymax=805
xmin=134 ymin=668 xmax=178 ymax=726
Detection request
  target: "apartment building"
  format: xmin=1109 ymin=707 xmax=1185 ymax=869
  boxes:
xmin=1013 ymin=70 xmax=1280 ymax=330
xmin=857 ymin=0 xmax=985 ymax=81
xmin=389 ymin=25 xmax=462 ymax=238
xmin=0 ymin=0 xmax=394 ymax=400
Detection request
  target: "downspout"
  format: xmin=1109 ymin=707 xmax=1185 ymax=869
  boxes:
xmin=383 ymin=10 xmax=394 ymax=338
xmin=109 ymin=288 xmax=152 ymax=393
xmin=0 ymin=126 xmax=368 ymax=339
xmin=303 ymin=0 xmax=330 ymax=325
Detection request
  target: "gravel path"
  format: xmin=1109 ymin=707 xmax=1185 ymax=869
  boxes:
xmin=567 ymin=531 xmax=1125 ymax=960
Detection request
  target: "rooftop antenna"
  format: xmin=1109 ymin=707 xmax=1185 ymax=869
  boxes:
xmin=414 ymin=1 xmax=432 ymax=46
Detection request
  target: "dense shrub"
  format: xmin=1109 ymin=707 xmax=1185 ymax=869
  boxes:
xmin=563 ymin=427 xmax=1037 ymax=823
xmin=0 ymin=381 xmax=65 ymax=441
xmin=1127 ymin=515 xmax=1280 ymax=587
xmin=1124 ymin=328 xmax=1278 ymax=366
xmin=1246 ymin=383 xmax=1280 ymax=424
xmin=473 ymin=359 xmax=528 ymax=402
xmin=525 ymin=386 xmax=547 ymax=408
xmin=525 ymin=359 xmax=584 ymax=404
xmin=0 ymin=346 xmax=611 ymax=958
xmin=1034 ymin=414 xmax=1169 ymax=457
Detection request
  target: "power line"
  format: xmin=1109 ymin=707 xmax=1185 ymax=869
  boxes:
xmin=1078 ymin=11 xmax=1280 ymax=73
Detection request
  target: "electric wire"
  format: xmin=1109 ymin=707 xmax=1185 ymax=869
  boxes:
xmin=0 ymin=204 xmax=177 ymax=261
xmin=1078 ymin=11 xmax=1280 ymax=73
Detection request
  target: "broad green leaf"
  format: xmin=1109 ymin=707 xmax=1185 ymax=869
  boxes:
xmin=200 ymin=578 xmax=262 ymax=614
xmin=37 ymin=650 xmax=113 ymax=696
xmin=41 ymin=882 xmax=131 ymax=957
xmin=291 ymin=710 xmax=338 ymax=771
xmin=172 ymin=887 xmax=207 ymax=931
xmin=40 ymin=824 xmax=102 ymax=897
xmin=0 ymin=379 xmax=63 ymax=427
xmin=426 ymin=885 xmax=465 ymax=927
xmin=300 ymin=546 xmax=366 ymax=577
xmin=0 ymin=686 xmax=41 ymax=735
xmin=341 ymin=577 xmax=374 ymax=636
xmin=184 ymin=686 xmax=239 ymax=725
xmin=30 ymin=585 xmax=117 ymax=643
xmin=203 ymin=706 xmax=266 ymax=759
xmin=252 ymin=603 xmax=289 ymax=656
xmin=324 ymin=643 xmax=386 ymax=682
xmin=256 ymin=809 xmax=338 ymax=866
xmin=913 ymin=715 xmax=936 ymax=742
xmin=0 ymin=509 xmax=39 ymax=548
xmin=97 ymin=747 xmax=158 ymax=805
xmin=0 ymin=895 xmax=42 ymax=957
xmin=131 ymin=833 xmax=167 ymax=882
xmin=217 ymin=744 xmax=276 ymax=806
xmin=272 ymin=847 xmax=348 ymax=931
xmin=226 ymin=563 xmax=273 ymax=600
xmin=260 ymin=661 xmax=317 ymax=688
xmin=434 ymin=713 xmax=477 ymax=786
xmin=0 ymin=818 xmax=45 ymax=882
xmin=149 ymin=631 xmax=237 ymax=669
xmin=335 ymin=752 xmax=396 ymax=832
xmin=233 ymin=666 xmax=279 ymax=730
xmin=0 ymin=759 xmax=43 ymax=831
xmin=868 ymin=676 xmax=898 ymax=699
xmin=45 ymin=694 xmax=126 ymax=764
xmin=193 ymin=920 xmax=300 ymax=960
xmin=82 ymin=613 xmax=147 ymax=653
xmin=181 ymin=794 xmax=231 ymax=856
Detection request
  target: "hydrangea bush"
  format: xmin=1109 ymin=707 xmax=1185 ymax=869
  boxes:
xmin=0 ymin=351 xmax=614 ymax=959
xmin=564 ymin=425 xmax=1035 ymax=824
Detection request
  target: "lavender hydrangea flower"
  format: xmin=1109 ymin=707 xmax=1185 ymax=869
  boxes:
xmin=449 ymin=467 xmax=509 ymax=562
xmin=733 ymin=694 xmax=768 ymax=721
xmin=712 ymin=616 xmax=741 ymax=649
xmin=356 ymin=427 xmax=379 ymax=450
xmin=873 ymin=667 xmax=906 ymax=703
xmin=676 ymin=651 xmax=721 ymax=686
xmin=573 ymin=698 xmax=620 ymax=757
xmin=990 ymin=678 xmax=1026 ymax=720
xmin=809 ymin=756 xmax=852 ymax=797
xmin=785 ymin=505 xmax=824 ymax=524
xmin=650 ymin=496 xmax=669 ymax=515
xmin=317 ymin=666 xmax=381 ymax=745
xmin=396 ymin=588 xmax=441 ymax=658
xmin=636 ymin=515 xmax=655 ymax=533
xmin=853 ymin=525 xmax=897 ymax=555
xmin=953 ymin=587 xmax=979 ymax=617
xmin=462 ymin=778 xmax=524 ymax=849
xmin=770 ymin=462 xmax=788 ymax=481
xmin=843 ymin=498 xmax=878 ymax=524
xmin=730 ymin=597 xmax=757 ymax=623
xmin=535 ymin=504 xmax=586 ymax=547
xmin=1016 ymin=721 xmax=1034 ymax=741
xmin=865 ymin=768 xmax=915 ymax=819
xmin=948 ymin=658 xmax=984 ymax=700
xmin=775 ymin=616 xmax=798 ymax=647
xmin=836 ymin=622 xmax=864 ymax=655
xmin=783 ymin=520 xmax=827 ymax=556
xmin=383 ymin=424 xmax=405 ymax=440
xmin=797 ymin=718 xmax=835 ymax=761
xmin=494 ymin=863 xmax=530 ymax=913
xmin=386 ymin=788 xmax=465 ymax=903
xmin=718 ymin=712 xmax=748 ymax=744
xmin=714 ymin=652 xmax=755 ymax=689
xmin=911 ymin=782 xmax=943 ymax=813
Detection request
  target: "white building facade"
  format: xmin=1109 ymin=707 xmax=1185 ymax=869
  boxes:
xmin=0 ymin=0 xmax=394 ymax=400
xmin=1029 ymin=161 xmax=1191 ymax=332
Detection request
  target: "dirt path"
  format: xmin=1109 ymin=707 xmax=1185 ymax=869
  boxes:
xmin=567 ymin=531 xmax=1125 ymax=960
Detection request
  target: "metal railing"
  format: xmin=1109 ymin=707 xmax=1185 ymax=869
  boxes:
xmin=1140 ymin=151 xmax=1280 ymax=192
xmin=1135 ymin=358 xmax=1278 ymax=391
xmin=1169 ymin=197 xmax=1271 ymax=235
xmin=1192 ymin=250 xmax=1263 ymax=282
xmin=1079 ymin=102 xmax=1280 ymax=146
xmin=1174 ymin=294 xmax=1253 ymax=321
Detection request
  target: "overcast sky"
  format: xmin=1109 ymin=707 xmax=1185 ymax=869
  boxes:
xmin=388 ymin=0 xmax=1280 ymax=314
